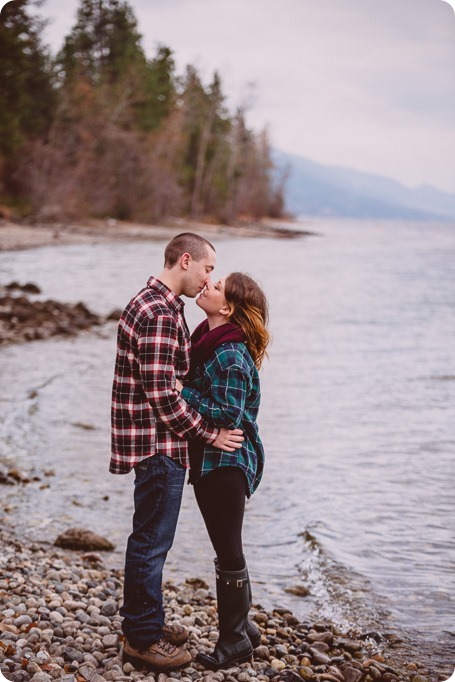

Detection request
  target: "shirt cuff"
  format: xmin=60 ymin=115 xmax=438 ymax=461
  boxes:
xmin=203 ymin=425 xmax=219 ymax=444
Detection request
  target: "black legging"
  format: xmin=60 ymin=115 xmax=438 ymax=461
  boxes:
xmin=193 ymin=466 xmax=248 ymax=572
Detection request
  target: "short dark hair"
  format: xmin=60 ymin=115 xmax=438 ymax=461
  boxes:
xmin=164 ymin=233 xmax=216 ymax=267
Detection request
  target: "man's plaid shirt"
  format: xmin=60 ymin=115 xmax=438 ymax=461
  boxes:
xmin=110 ymin=276 xmax=218 ymax=474
xmin=181 ymin=342 xmax=264 ymax=495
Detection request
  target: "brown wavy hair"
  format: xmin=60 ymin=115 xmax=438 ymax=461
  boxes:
xmin=224 ymin=272 xmax=270 ymax=369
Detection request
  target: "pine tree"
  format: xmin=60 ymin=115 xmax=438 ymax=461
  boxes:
xmin=136 ymin=45 xmax=176 ymax=131
xmin=0 ymin=0 xmax=56 ymax=158
xmin=56 ymin=0 xmax=145 ymax=86
xmin=5 ymin=0 xmax=285 ymax=222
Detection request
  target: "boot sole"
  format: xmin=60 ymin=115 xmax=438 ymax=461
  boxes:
xmin=196 ymin=648 xmax=253 ymax=671
xmin=122 ymin=649 xmax=191 ymax=672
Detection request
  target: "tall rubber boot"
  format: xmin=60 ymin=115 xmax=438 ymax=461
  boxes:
xmin=244 ymin=564 xmax=261 ymax=648
xmin=196 ymin=566 xmax=253 ymax=670
xmin=214 ymin=558 xmax=261 ymax=649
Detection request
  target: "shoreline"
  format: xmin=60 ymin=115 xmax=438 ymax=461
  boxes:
xmin=0 ymin=218 xmax=311 ymax=253
xmin=0 ymin=523 xmax=439 ymax=682
xmin=1 ymin=220 xmax=452 ymax=681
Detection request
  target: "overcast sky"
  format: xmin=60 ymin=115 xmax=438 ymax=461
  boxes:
xmin=32 ymin=0 xmax=455 ymax=193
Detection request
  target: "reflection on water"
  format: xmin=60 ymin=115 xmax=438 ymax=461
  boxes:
xmin=1 ymin=219 xmax=454 ymax=659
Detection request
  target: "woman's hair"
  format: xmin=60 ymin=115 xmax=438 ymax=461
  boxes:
xmin=164 ymin=232 xmax=215 ymax=267
xmin=224 ymin=272 xmax=270 ymax=369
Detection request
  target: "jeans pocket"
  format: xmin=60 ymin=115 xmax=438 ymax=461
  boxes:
xmin=134 ymin=457 xmax=151 ymax=484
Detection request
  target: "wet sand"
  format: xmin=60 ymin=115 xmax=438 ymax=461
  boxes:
xmin=0 ymin=218 xmax=308 ymax=253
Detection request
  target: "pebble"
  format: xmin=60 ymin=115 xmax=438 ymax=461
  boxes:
xmin=0 ymin=527 xmax=429 ymax=682
xmin=270 ymin=657 xmax=286 ymax=671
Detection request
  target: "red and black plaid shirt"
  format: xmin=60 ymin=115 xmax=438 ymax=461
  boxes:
xmin=110 ymin=276 xmax=218 ymax=474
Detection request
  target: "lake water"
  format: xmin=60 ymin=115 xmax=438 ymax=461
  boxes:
xmin=0 ymin=218 xmax=454 ymax=672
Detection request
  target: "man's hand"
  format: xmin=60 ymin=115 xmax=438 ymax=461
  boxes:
xmin=212 ymin=427 xmax=244 ymax=452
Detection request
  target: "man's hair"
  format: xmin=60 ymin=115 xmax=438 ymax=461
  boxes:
xmin=164 ymin=233 xmax=216 ymax=268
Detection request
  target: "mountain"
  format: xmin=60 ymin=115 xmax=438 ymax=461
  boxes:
xmin=273 ymin=149 xmax=455 ymax=221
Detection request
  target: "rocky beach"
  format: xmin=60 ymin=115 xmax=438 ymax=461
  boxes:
xmin=0 ymin=521 xmax=436 ymax=682
xmin=0 ymin=219 xmax=452 ymax=682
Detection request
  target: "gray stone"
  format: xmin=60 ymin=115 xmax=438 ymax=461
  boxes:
xmin=54 ymin=528 xmax=115 ymax=552
xmin=343 ymin=667 xmax=363 ymax=682
xmin=63 ymin=646 xmax=85 ymax=663
xmin=27 ymin=662 xmax=42 ymax=674
xmin=101 ymin=633 xmax=119 ymax=648
xmin=78 ymin=663 xmax=97 ymax=680
xmin=308 ymin=647 xmax=332 ymax=666
xmin=307 ymin=631 xmax=334 ymax=646
xmin=100 ymin=600 xmax=117 ymax=617
xmin=14 ymin=614 xmax=33 ymax=627
xmin=277 ymin=672 xmax=303 ymax=682
xmin=254 ymin=645 xmax=269 ymax=660
xmin=337 ymin=638 xmax=362 ymax=654
xmin=311 ymin=641 xmax=330 ymax=653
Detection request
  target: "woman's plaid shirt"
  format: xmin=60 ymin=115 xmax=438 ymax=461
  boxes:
xmin=181 ymin=342 xmax=264 ymax=495
xmin=110 ymin=277 xmax=218 ymax=474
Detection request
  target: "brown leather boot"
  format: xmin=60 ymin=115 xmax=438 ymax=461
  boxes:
xmin=122 ymin=638 xmax=192 ymax=671
xmin=162 ymin=622 xmax=189 ymax=646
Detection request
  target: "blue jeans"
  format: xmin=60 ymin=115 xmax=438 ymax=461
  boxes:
xmin=120 ymin=455 xmax=186 ymax=649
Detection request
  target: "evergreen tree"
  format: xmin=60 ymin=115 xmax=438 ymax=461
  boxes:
xmin=136 ymin=45 xmax=176 ymax=131
xmin=56 ymin=0 xmax=145 ymax=86
xmin=0 ymin=0 xmax=56 ymax=158
xmin=4 ymin=0 xmax=285 ymax=222
xmin=180 ymin=67 xmax=231 ymax=219
xmin=57 ymin=1 xmax=175 ymax=132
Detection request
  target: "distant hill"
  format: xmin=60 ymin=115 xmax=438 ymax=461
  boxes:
xmin=273 ymin=149 xmax=455 ymax=221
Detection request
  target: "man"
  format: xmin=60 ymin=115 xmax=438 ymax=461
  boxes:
xmin=110 ymin=233 xmax=243 ymax=672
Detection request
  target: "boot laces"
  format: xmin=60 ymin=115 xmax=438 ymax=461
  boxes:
xmin=164 ymin=623 xmax=179 ymax=634
xmin=156 ymin=638 xmax=177 ymax=655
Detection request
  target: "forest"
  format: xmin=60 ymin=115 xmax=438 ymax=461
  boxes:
xmin=0 ymin=0 xmax=287 ymax=224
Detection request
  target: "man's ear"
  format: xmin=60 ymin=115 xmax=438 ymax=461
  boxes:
xmin=180 ymin=252 xmax=191 ymax=270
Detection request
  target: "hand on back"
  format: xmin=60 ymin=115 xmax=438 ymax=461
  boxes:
xmin=212 ymin=428 xmax=243 ymax=452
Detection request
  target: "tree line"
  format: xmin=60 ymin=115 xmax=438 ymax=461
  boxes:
xmin=0 ymin=0 xmax=287 ymax=224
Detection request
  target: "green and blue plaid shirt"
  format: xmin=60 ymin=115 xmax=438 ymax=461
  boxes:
xmin=181 ymin=341 xmax=264 ymax=495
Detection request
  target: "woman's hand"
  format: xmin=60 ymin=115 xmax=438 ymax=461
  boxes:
xmin=175 ymin=379 xmax=183 ymax=393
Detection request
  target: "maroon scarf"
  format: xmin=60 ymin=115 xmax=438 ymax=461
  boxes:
xmin=190 ymin=320 xmax=244 ymax=372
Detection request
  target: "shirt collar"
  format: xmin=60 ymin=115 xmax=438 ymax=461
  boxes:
xmin=147 ymin=275 xmax=185 ymax=313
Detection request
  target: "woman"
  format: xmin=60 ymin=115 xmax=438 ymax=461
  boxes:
xmin=179 ymin=271 xmax=270 ymax=671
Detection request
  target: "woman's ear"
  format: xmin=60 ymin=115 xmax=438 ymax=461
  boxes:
xmin=219 ymin=303 xmax=232 ymax=318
